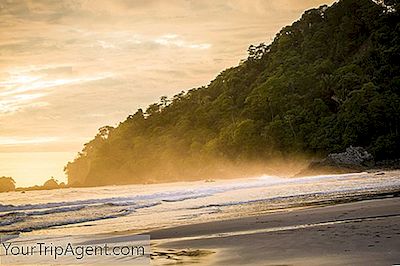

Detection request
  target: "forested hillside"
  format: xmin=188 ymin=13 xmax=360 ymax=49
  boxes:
xmin=66 ymin=0 xmax=400 ymax=186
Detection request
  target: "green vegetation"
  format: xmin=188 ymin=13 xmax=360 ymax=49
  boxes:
xmin=42 ymin=177 xmax=63 ymax=190
xmin=65 ymin=0 xmax=400 ymax=186
xmin=20 ymin=177 xmax=67 ymax=191
xmin=0 ymin=176 xmax=67 ymax=193
xmin=0 ymin=176 xmax=16 ymax=192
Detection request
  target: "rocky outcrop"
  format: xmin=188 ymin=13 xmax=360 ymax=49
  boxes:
xmin=320 ymin=146 xmax=374 ymax=168
xmin=296 ymin=146 xmax=374 ymax=176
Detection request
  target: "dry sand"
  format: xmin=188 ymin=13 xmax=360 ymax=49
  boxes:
xmin=148 ymin=197 xmax=400 ymax=265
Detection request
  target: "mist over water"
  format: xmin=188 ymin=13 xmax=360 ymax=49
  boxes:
xmin=1 ymin=171 xmax=399 ymax=235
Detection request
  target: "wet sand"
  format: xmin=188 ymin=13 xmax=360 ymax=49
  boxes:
xmin=148 ymin=197 xmax=400 ymax=265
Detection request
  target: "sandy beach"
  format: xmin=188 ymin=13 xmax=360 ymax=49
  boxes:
xmin=149 ymin=197 xmax=400 ymax=265
xmin=2 ymin=171 xmax=400 ymax=265
xmin=1 ymin=1 xmax=400 ymax=266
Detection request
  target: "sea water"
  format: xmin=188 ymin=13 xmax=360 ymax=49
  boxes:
xmin=1 ymin=171 xmax=399 ymax=235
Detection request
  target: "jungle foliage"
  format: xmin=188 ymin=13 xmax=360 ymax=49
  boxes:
xmin=66 ymin=0 xmax=400 ymax=186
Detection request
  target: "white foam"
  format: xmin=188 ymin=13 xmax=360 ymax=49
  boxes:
xmin=1 ymin=171 xmax=399 ymax=233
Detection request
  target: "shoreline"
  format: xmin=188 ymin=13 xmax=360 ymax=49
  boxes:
xmin=2 ymin=171 xmax=399 ymax=236
xmin=3 ymin=160 xmax=398 ymax=194
xmin=2 ymin=171 xmax=400 ymax=265
xmin=3 ymin=169 xmax=396 ymax=195
xmin=145 ymin=196 xmax=400 ymax=265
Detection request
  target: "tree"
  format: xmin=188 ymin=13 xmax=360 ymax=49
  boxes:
xmin=0 ymin=176 xmax=16 ymax=192
xmin=65 ymin=0 xmax=400 ymax=187
xmin=43 ymin=177 xmax=59 ymax=189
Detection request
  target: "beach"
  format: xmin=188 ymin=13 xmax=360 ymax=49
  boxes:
xmin=149 ymin=197 xmax=400 ymax=265
xmin=1 ymin=171 xmax=400 ymax=265
xmin=2 ymin=0 xmax=400 ymax=265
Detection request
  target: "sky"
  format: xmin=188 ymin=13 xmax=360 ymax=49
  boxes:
xmin=0 ymin=0 xmax=335 ymax=186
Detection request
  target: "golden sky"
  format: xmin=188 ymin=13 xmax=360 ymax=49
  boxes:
xmin=0 ymin=0 xmax=336 ymax=154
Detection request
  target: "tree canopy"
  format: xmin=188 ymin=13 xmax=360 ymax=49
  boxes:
xmin=65 ymin=0 xmax=400 ymax=186
xmin=0 ymin=176 xmax=16 ymax=192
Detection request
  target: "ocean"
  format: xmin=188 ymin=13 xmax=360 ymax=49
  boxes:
xmin=1 ymin=171 xmax=400 ymax=235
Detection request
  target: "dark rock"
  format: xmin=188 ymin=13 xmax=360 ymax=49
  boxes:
xmin=296 ymin=146 xmax=374 ymax=176
xmin=319 ymin=146 xmax=374 ymax=168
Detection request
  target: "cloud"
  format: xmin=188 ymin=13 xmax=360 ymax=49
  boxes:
xmin=96 ymin=40 xmax=119 ymax=50
xmin=0 ymin=136 xmax=59 ymax=146
xmin=153 ymin=34 xmax=211 ymax=50
xmin=93 ymin=34 xmax=211 ymax=51
xmin=0 ymin=70 xmax=113 ymax=113
xmin=0 ymin=0 xmax=335 ymax=152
